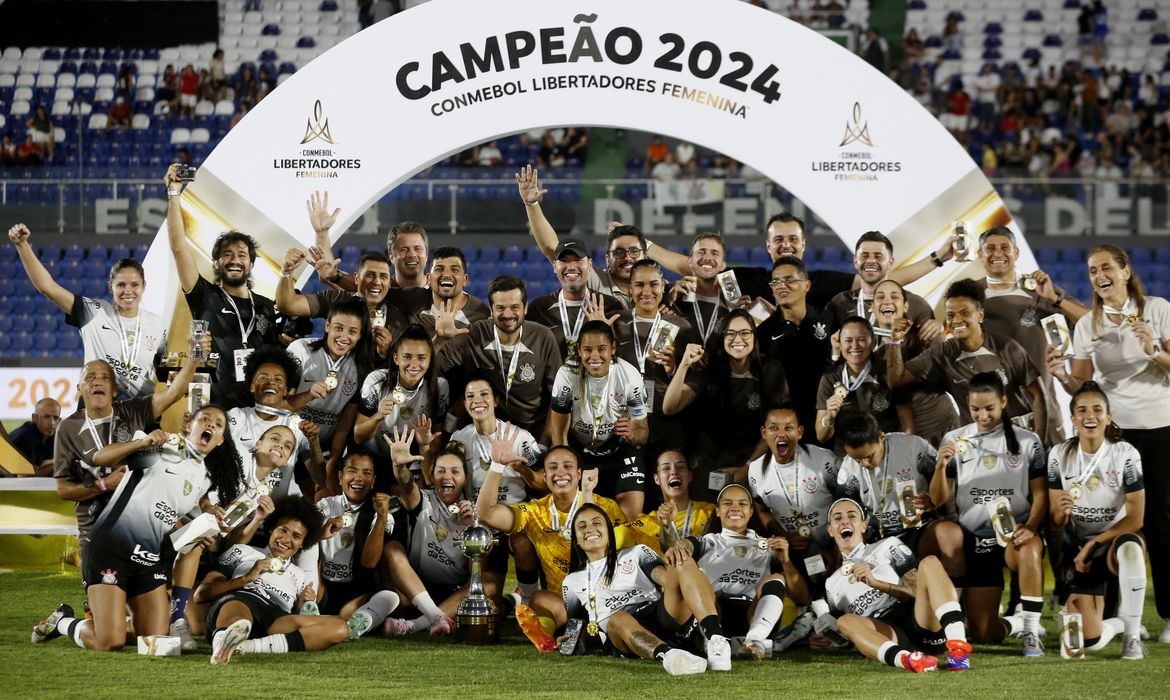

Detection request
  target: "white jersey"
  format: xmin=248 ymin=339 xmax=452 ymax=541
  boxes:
xmin=1047 ymin=440 xmax=1143 ymax=541
xmin=226 ymin=405 xmax=310 ymax=498
xmin=942 ymin=423 xmax=1047 ymax=538
xmin=550 ymin=358 xmax=647 ymax=456
xmin=562 ymin=544 xmax=662 ymax=642
xmin=217 ymin=544 xmax=308 ymax=613
xmin=747 ymin=445 xmax=839 ymax=548
xmin=691 ymin=528 xmax=778 ymax=598
xmin=287 ymin=338 xmax=361 ymax=446
xmin=90 ymin=435 xmax=212 ymax=562
xmin=316 ymin=495 xmax=395 ymax=583
xmin=825 ymin=538 xmax=918 ymax=619
xmin=837 ymin=433 xmax=935 ymax=537
xmin=451 ymin=422 xmax=542 ymax=505
xmin=203 ymin=452 xmax=300 ymax=523
xmin=407 ymin=490 xmax=468 ymax=587
xmin=357 ymin=370 xmax=451 ymax=457
xmin=67 ymin=297 xmax=167 ymax=398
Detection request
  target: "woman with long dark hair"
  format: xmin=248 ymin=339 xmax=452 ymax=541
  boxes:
xmin=1050 ymin=243 xmax=1170 ymax=642
xmin=663 ymin=309 xmax=789 ymax=492
xmin=929 ymin=372 xmax=1047 ymax=656
xmin=1048 ymin=382 xmax=1148 ymax=659
xmin=32 ymin=405 xmax=243 ymax=652
xmin=562 ymin=503 xmax=729 ymax=674
xmin=815 ymin=316 xmax=908 ymax=449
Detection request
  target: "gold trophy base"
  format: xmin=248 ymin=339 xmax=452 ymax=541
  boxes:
xmin=455 ymin=611 xmax=499 ymax=645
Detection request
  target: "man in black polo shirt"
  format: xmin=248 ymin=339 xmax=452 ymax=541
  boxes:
xmin=756 ymin=256 xmax=836 ymax=443
xmin=6 ymin=398 xmax=60 ymax=475
xmin=526 ymin=239 xmax=623 ymax=361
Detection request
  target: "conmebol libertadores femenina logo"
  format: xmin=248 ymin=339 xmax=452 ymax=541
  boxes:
xmin=273 ymin=100 xmax=361 ymax=179
xmin=812 ymin=102 xmax=902 ymax=182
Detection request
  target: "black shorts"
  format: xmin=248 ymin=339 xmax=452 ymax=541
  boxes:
xmin=320 ymin=580 xmax=369 ymax=616
xmin=572 ymin=443 xmax=645 ymax=497
xmin=604 ymin=599 xmax=703 ymax=657
xmin=959 ymin=529 xmax=1007 ymax=588
xmin=879 ymin=602 xmax=947 ymax=653
xmin=716 ymin=595 xmax=753 ymax=638
xmin=422 ymin=579 xmax=461 ymax=606
xmin=81 ymin=533 xmax=169 ymax=598
xmin=204 ymin=591 xmax=288 ymax=643
xmin=1058 ymin=534 xmax=1112 ymax=596
xmin=483 ymin=531 xmax=512 ymax=578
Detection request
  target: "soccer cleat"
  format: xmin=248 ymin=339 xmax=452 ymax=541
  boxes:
xmin=1121 ymin=635 xmax=1147 ymax=660
xmin=515 ymin=604 xmax=556 ymax=652
xmin=662 ymin=648 xmax=708 ymax=676
xmin=170 ymin=618 xmax=199 ymax=652
xmin=1021 ymin=630 xmax=1045 ymax=657
xmin=944 ymin=639 xmax=972 ymax=670
xmin=210 ymin=619 xmax=251 ymax=665
xmin=740 ymin=637 xmax=766 ymax=660
xmin=428 ymin=614 xmax=455 ymax=638
xmin=383 ymin=616 xmax=413 ymax=636
xmin=772 ymin=611 xmax=815 ymax=651
xmin=347 ymin=611 xmax=373 ymax=641
xmin=31 ymin=603 xmax=74 ymax=644
xmin=1159 ymin=619 xmax=1170 ymax=644
xmin=903 ymin=651 xmax=939 ymax=673
xmin=706 ymin=634 xmax=732 ymax=671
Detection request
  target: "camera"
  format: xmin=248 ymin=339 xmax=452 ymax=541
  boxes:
xmin=176 ymin=164 xmax=197 ymax=182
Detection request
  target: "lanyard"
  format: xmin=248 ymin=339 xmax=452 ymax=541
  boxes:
xmin=630 ymin=314 xmax=661 ymax=375
xmin=558 ymin=292 xmax=587 ymax=346
xmin=691 ymin=297 xmax=722 ymax=344
xmin=493 ymin=325 xmax=523 ymax=402
xmin=84 ymin=414 xmax=115 ymax=450
xmin=254 ymin=405 xmax=294 ymax=420
xmin=219 ymin=287 xmax=257 ymax=348
xmin=855 ymin=292 xmax=873 ymax=322
xmin=773 ymin=458 xmax=803 ymax=516
xmin=115 ymin=313 xmax=142 ymax=369
xmin=475 ymin=420 xmax=497 ymax=466
xmin=841 ymin=363 xmax=872 ymax=392
xmin=587 ymin=369 xmax=615 ymax=447
xmin=549 ymin=492 xmax=582 ymax=538
xmin=1068 ymin=444 xmax=1107 ymax=485
xmin=858 ymin=441 xmax=891 ymax=514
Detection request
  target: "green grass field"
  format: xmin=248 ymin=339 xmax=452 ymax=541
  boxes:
xmin=1 ymin=568 xmax=1166 ymax=699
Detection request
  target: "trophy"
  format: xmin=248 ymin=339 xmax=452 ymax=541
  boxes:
xmin=988 ymin=497 xmax=1016 ymax=547
xmin=897 ymin=481 xmax=921 ymax=528
xmin=1060 ymin=611 xmax=1085 ymax=659
xmin=188 ymin=372 xmax=211 ymax=414
xmin=189 ymin=320 xmax=208 ymax=362
xmin=454 ymin=509 xmax=499 ymax=644
xmin=219 ymin=491 xmax=258 ymax=532
xmin=951 ymin=220 xmax=970 ymax=259
xmin=717 ymin=270 xmax=742 ymax=304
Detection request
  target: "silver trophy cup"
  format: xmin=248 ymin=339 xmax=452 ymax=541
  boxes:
xmin=454 ymin=512 xmax=499 ymax=644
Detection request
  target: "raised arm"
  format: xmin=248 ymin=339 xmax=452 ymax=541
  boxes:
xmin=929 ymin=441 xmax=956 ymax=509
xmin=8 ymin=224 xmax=76 ymax=313
xmin=645 ymin=242 xmax=691 ymax=276
xmin=384 ymin=426 xmax=422 ymax=511
xmin=887 ymin=233 xmax=959 ymax=287
xmin=164 ymin=164 xmax=201 ymax=294
xmin=276 ymin=247 xmax=313 ymax=317
xmin=92 ymin=429 xmax=168 ymax=468
xmin=516 ymin=164 xmax=558 ymax=262
xmin=662 ymin=344 xmax=702 ymax=415
xmin=474 ymin=461 xmax=518 ymax=534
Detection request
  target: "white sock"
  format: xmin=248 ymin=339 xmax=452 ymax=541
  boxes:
xmin=1088 ymin=618 xmax=1125 ymax=650
xmin=411 ymin=592 xmax=443 ymax=624
xmin=237 ymin=633 xmax=289 ymax=654
xmin=877 ymin=640 xmax=904 ymax=668
xmin=517 ymin=581 xmax=539 ymax=605
xmin=746 ymin=594 xmax=784 ymax=640
xmin=57 ymin=617 xmax=86 ymax=649
xmin=409 ymin=615 xmax=429 ymax=633
xmin=934 ymin=600 xmax=967 ymax=642
xmin=355 ymin=591 xmax=400 ymax=627
xmin=1020 ymin=596 xmax=1043 ymax=634
xmin=1117 ymin=540 xmax=1147 ymax=638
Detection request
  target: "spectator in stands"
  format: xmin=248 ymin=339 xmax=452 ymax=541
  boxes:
xmin=158 ymin=64 xmax=178 ymax=116
xmin=6 ymin=398 xmax=61 ymax=476
xmin=358 ymin=0 xmax=374 ymax=30
xmin=651 ymin=152 xmax=681 ymax=182
xmin=0 ymin=135 xmax=17 ymax=166
xmin=25 ymin=105 xmax=54 ymax=161
xmin=106 ymin=97 xmax=133 ymax=130
xmin=860 ymin=29 xmax=889 ymax=74
xmin=209 ymin=48 xmax=227 ymax=99
xmin=972 ymin=64 xmax=1001 ymax=123
xmin=674 ymin=140 xmax=697 ymax=176
xmin=786 ymin=0 xmax=806 ymax=25
xmin=256 ymin=67 xmax=275 ymax=103
xmin=116 ymin=65 xmax=134 ymax=99
xmin=563 ymin=127 xmax=588 ymax=164
xmin=178 ymin=64 xmax=199 ymax=119
xmin=537 ymin=132 xmax=565 ymax=169
xmin=644 ymin=135 xmax=669 ymax=174
xmin=940 ymin=80 xmax=971 ymax=135
xmin=942 ymin=15 xmax=962 ymax=52
xmin=901 ymin=27 xmax=924 ymax=67
xmin=476 ymin=140 xmax=503 ymax=167
xmin=823 ymin=0 xmax=844 ymax=28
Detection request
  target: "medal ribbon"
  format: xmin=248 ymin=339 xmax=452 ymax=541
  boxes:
xmin=549 ymin=492 xmax=582 ymax=537
xmin=493 ymin=325 xmax=524 ymax=402
xmin=558 ymin=292 xmax=587 ymax=347
xmin=691 ymin=297 xmax=722 ymax=344
xmin=219 ymin=287 xmax=257 ymax=348
xmin=631 ymin=313 xmax=662 ymax=375
xmin=115 ymin=313 xmax=142 ymax=372
xmin=841 ymin=363 xmax=872 ymax=393
xmin=587 ymin=369 xmax=615 ymax=447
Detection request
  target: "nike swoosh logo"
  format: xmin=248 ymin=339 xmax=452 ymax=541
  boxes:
xmin=771 ymin=334 xmax=784 ymax=341
xmin=101 ymin=324 xmax=113 ymax=331
xmin=164 ymin=467 xmax=180 ymax=475
xmin=221 ymin=307 xmax=236 ymax=315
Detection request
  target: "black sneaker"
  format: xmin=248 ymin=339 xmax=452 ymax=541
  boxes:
xmin=32 ymin=603 xmax=74 ymax=643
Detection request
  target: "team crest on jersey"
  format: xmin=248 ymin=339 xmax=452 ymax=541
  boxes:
xmin=183 ymin=480 xmax=192 ymax=496
xmin=340 ymin=532 xmax=354 ymax=550
xmin=101 ymin=568 xmax=118 ymax=585
xmin=618 ymin=558 xmax=636 ymax=576
xmin=1020 ymin=308 xmax=1037 ymax=327
xmin=1105 ymin=469 xmax=1120 ymax=489
xmin=872 ymin=392 xmax=889 ymax=412
xmin=1006 ymin=454 xmax=1021 ymax=470
xmin=114 ymin=426 xmax=132 ymax=442
xmin=255 ymin=314 xmax=271 ymax=336
xmin=812 ymin=322 xmax=828 ymax=340
xmin=518 ymin=363 xmax=536 ymax=383
xmin=733 ymin=545 xmax=748 ymax=558
xmin=896 ymin=467 xmax=913 ymax=482
xmin=802 ymin=475 xmax=820 ymax=494
xmin=343 ymin=379 xmax=358 ymax=397
xmin=747 ymin=392 xmax=760 ymax=410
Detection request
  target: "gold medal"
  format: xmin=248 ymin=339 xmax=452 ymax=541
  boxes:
xmin=269 ymin=557 xmax=286 ymax=573
xmin=586 ymin=620 xmax=599 ymax=637
xmin=833 ymin=383 xmax=848 ymax=400
xmin=955 ymin=436 xmax=969 ymax=456
xmin=1020 ymin=276 xmax=1038 ymax=292
xmin=1126 ymin=315 xmax=1139 ymax=326
xmin=372 ymin=307 xmax=387 ymax=328
xmin=255 ymin=483 xmax=271 ymax=496
xmin=841 ymin=560 xmax=856 ymax=584
xmin=1087 ymin=475 xmax=1101 ymax=491
xmin=757 ymin=537 xmax=770 ymax=551
xmin=448 ymin=504 xmax=461 ymax=516
xmin=392 ymin=388 xmax=406 ymax=404
xmin=341 ymin=511 xmax=355 ymax=528
xmin=1069 ymin=484 xmax=1084 ymax=501
xmin=798 ymin=525 xmax=812 ymax=537
xmin=324 ymin=370 xmax=339 ymax=392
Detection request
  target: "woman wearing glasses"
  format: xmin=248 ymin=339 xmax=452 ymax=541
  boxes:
xmin=663 ymin=309 xmax=789 ymax=494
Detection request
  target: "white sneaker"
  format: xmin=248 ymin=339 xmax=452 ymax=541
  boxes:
xmin=210 ymin=619 xmax=251 ymax=665
xmin=383 ymin=616 xmax=412 ymax=637
xmin=170 ymin=618 xmax=198 ymax=652
xmin=1121 ymin=635 xmax=1147 ymax=660
xmin=662 ymin=648 xmax=707 ymax=676
xmin=773 ymin=611 xmax=814 ymax=651
xmin=347 ymin=611 xmax=373 ymax=641
xmin=706 ymin=634 xmax=732 ymax=671
xmin=1159 ymin=619 xmax=1170 ymax=644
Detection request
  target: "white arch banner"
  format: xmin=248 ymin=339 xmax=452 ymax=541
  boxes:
xmin=144 ymin=0 xmax=1031 ymax=320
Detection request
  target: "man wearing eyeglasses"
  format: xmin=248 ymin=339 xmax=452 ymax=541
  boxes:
xmin=756 ymin=256 xmax=837 ymax=445
xmin=518 ymin=165 xmax=645 ymax=310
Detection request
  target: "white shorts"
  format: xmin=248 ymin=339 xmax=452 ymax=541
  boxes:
xmin=28 ymin=129 xmax=51 ymax=145
xmin=179 ymin=93 xmax=197 ymax=107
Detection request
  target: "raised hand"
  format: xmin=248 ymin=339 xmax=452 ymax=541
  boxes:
xmin=515 ymin=164 xmax=547 ymax=205
xmin=678 ymin=343 xmax=704 ymax=370
xmin=7 ymin=223 xmax=30 ymax=245
xmin=413 ymin=413 xmax=440 ymax=448
xmin=584 ymin=293 xmax=619 ymax=325
xmin=433 ymin=299 xmax=471 ymax=339
xmin=307 ymin=190 xmax=341 ymax=235
xmin=383 ymin=425 xmax=421 ymax=466
xmin=282 ymin=247 xmax=307 ymax=276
